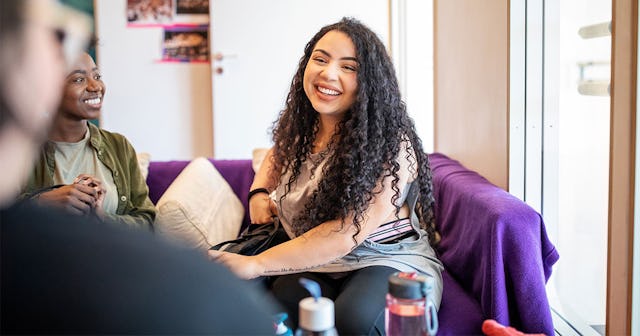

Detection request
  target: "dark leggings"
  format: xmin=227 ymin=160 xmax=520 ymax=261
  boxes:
xmin=270 ymin=266 xmax=398 ymax=336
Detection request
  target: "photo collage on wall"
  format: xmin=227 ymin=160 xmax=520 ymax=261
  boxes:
xmin=126 ymin=0 xmax=210 ymax=63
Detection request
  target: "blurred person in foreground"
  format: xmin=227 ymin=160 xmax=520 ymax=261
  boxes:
xmin=0 ymin=0 xmax=276 ymax=334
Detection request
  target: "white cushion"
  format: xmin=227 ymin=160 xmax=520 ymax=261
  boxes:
xmin=137 ymin=152 xmax=151 ymax=180
xmin=252 ymin=147 xmax=269 ymax=173
xmin=154 ymin=157 xmax=244 ymax=250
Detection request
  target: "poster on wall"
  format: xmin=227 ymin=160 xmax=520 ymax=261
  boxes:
xmin=176 ymin=0 xmax=209 ymax=14
xmin=172 ymin=0 xmax=209 ymax=25
xmin=161 ymin=26 xmax=209 ymax=63
xmin=127 ymin=0 xmax=174 ymax=26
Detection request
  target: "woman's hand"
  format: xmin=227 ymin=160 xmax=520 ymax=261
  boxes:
xmin=37 ymin=183 xmax=98 ymax=215
xmin=75 ymin=175 xmax=107 ymax=219
xmin=92 ymin=189 xmax=107 ymax=219
xmin=74 ymin=174 xmax=105 ymax=195
xmin=208 ymin=250 xmax=262 ymax=279
xmin=249 ymin=194 xmax=278 ymax=224
xmin=37 ymin=174 xmax=106 ymax=216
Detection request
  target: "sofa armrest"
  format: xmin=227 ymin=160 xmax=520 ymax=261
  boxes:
xmin=429 ymin=153 xmax=559 ymax=334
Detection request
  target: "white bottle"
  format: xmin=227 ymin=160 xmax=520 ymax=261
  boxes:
xmin=294 ymin=278 xmax=338 ymax=336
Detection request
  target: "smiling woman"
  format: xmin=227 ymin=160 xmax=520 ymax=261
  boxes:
xmin=207 ymin=17 xmax=443 ymax=335
xmin=20 ymin=52 xmax=156 ymax=230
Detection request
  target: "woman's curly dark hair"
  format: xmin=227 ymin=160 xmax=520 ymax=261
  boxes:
xmin=270 ymin=17 xmax=437 ymax=244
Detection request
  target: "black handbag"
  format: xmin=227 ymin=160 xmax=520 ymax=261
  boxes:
xmin=209 ymin=217 xmax=289 ymax=256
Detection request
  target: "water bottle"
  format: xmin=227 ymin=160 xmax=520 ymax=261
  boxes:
xmin=385 ymin=272 xmax=438 ymax=336
xmin=294 ymin=278 xmax=339 ymax=336
xmin=273 ymin=312 xmax=293 ymax=336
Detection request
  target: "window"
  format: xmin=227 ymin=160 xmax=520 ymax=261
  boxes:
xmin=510 ymin=1 xmax=611 ymax=334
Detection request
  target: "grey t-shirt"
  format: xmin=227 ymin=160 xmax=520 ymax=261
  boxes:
xmin=52 ymin=129 xmax=118 ymax=214
xmin=273 ymin=145 xmax=443 ymax=308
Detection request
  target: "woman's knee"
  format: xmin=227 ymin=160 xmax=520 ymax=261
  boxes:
xmin=335 ymin=303 xmax=385 ymax=335
xmin=334 ymin=266 xmax=396 ymax=335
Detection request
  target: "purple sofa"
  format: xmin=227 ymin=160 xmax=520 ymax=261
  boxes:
xmin=146 ymin=153 xmax=559 ymax=335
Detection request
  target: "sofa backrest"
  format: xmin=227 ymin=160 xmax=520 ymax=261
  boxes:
xmin=147 ymin=159 xmax=255 ymax=230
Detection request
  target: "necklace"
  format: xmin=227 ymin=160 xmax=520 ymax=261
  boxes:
xmin=308 ymin=142 xmax=332 ymax=179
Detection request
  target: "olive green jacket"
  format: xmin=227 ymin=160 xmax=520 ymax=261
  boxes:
xmin=21 ymin=122 xmax=155 ymax=230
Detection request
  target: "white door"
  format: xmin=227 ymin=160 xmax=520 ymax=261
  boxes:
xmin=210 ymin=0 xmax=389 ymax=159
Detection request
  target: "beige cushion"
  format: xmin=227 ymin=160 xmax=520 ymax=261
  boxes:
xmin=137 ymin=152 xmax=151 ymax=180
xmin=154 ymin=157 xmax=244 ymax=250
xmin=252 ymin=147 xmax=269 ymax=173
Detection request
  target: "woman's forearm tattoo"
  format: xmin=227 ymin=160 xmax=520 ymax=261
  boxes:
xmin=264 ymin=263 xmax=326 ymax=275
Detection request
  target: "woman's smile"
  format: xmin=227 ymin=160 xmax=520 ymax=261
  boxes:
xmin=315 ymin=84 xmax=342 ymax=99
xmin=82 ymin=95 xmax=102 ymax=108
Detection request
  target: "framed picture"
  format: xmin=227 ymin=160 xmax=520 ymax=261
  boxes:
xmin=161 ymin=26 xmax=209 ymax=62
xmin=127 ymin=0 xmax=174 ymax=27
xmin=176 ymin=0 xmax=209 ymax=15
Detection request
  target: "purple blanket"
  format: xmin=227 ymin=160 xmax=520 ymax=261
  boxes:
xmin=430 ymin=153 xmax=559 ymax=334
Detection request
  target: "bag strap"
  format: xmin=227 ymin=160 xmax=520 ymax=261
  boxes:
xmin=209 ymin=218 xmax=280 ymax=251
xmin=406 ymin=181 xmax=420 ymax=230
xmin=246 ymin=216 xmax=280 ymax=234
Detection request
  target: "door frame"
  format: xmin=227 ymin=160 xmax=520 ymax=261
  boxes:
xmin=607 ymin=0 xmax=637 ymax=334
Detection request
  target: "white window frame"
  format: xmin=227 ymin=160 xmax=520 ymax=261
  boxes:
xmin=509 ymin=1 xmax=606 ymax=334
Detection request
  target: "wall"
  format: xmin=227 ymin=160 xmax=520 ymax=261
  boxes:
xmin=433 ymin=0 xmax=509 ymax=189
xmin=95 ymin=0 xmax=435 ymax=161
xmin=211 ymin=0 xmax=433 ymax=158
xmin=209 ymin=0 xmax=390 ymax=159
xmin=95 ymin=0 xmax=213 ymax=161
